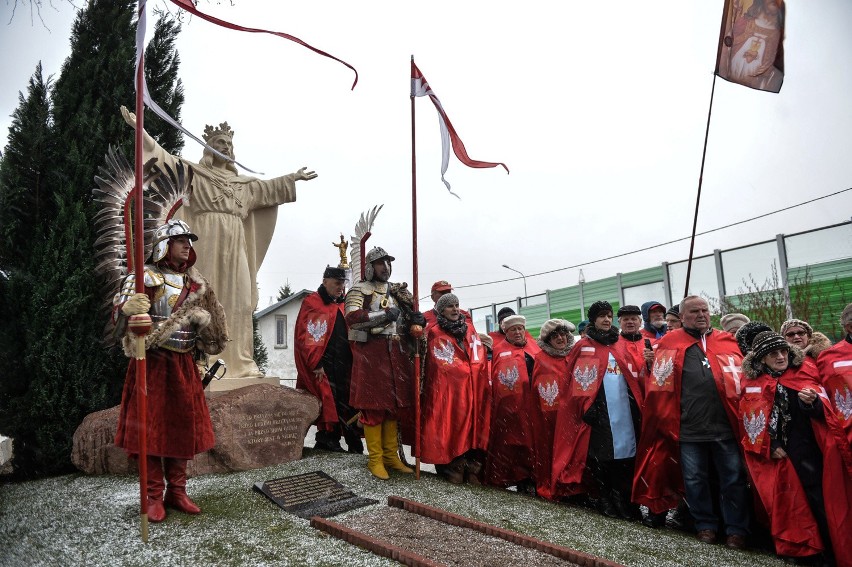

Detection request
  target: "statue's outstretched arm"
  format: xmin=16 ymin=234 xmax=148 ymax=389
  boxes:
xmin=120 ymin=105 xmax=157 ymax=154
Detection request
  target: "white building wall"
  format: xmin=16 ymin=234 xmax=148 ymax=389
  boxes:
xmin=257 ymin=298 xmax=305 ymax=387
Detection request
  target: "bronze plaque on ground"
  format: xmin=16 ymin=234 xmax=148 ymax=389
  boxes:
xmin=254 ymin=470 xmax=378 ymax=519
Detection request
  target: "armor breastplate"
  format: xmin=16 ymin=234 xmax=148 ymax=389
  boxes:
xmin=147 ymin=266 xmax=198 ymax=353
xmin=367 ymin=284 xmax=398 ymax=336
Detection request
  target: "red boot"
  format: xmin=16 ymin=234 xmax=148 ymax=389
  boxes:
xmin=163 ymin=458 xmax=201 ymax=514
xmin=146 ymin=456 xmax=167 ymax=523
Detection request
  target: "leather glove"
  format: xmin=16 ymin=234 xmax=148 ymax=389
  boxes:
xmin=121 ymin=293 xmax=150 ymax=316
xmin=409 ymin=311 xmax=426 ymax=327
xmin=385 ymin=307 xmax=401 ymax=322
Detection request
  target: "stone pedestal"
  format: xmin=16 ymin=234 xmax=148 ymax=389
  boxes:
xmin=71 ymin=384 xmax=319 ymax=477
xmin=0 ymin=435 xmax=14 ymax=475
xmin=207 ymin=374 xmax=281 ymax=392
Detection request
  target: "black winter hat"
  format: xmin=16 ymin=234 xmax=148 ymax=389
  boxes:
xmin=750 ymin=331 xmax=790 ymax=362
xmin=588 ymin=301 xmax=613 ymax=322
xmin=735 ymin=321 xmax=773 ymax=355
xmin=617 ymin=305 xmax=641 ymax=317
xmin=323 ymin=266 xmax=347 ymax=280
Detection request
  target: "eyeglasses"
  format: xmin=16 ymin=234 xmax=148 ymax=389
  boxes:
xmin=784 ymin=330 xmax=807 ymax=337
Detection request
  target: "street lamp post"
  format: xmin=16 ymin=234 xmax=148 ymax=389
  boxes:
xmin=578 ymin=269 xmax=586 ymax=320
xmin=502 ymin=264 xmax=528 ymax=306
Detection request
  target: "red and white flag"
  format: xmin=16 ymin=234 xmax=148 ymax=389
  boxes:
xmin=134 ymin=0 xmax=359 ymax=173
xmin=411 ymin=61 xmax=509 ymax=197
xmin=716 ymin=0 xmax=785 ymax=93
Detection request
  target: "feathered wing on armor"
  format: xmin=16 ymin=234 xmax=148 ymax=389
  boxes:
xmin=92 ymin=146 xmax=194 ymax=346
xmin=348 ymin=204 xmax=383 ymax=283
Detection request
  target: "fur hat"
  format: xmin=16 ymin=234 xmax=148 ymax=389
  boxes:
xmin=478 ymin=333 xmax=493 ymax=350
xmin=539 ymin=319 xmax=576 ymax=342
xmin=742 ymin=330 xmax=804 ymax=378
xmin=501 ymin=314 xmax=526 ymax=331
xmin=497 ymin=307 xmax=516 ymax=323
xmin=780 ymin=319 xmax=813 ymax=338
xmin=841 ymin=303 xmax=852 ymax=327
xmin=435 ymin=293 xmax=459 ymax=314
xmin=735 ymin=321 xmax=773 ymax=355
xmin=323 ymin=266 xmax=346 ymax=280
xmin=588 ymin=301 xmax=613 ymax=322
xmin=720 ymin=313 xmax=750 ymax=333
xmin=805 ymin=332 xmax=833 ymax=359
xmin=616 ymin=305 xmax=641 ymax=317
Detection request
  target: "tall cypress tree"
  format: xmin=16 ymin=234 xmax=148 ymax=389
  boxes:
xmin=0 ymin=62 xmax=55 ymax=269
xmin=0 ymin=1 xmax=185 ymax=477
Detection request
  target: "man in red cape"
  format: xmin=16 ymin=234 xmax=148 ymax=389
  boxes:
xmin=344 ymin=246 xmax=424 ymax=480
xmin=114 ymin=220 xmax=228 ymax=523
xmin=739 ymin=331 xmax=852 ymax=566
xmin=817 ymin=303 xmax=852 ymax=446
xmin=421 ymin=293 xmax=490 ymax=484
xmin=632 ymin=295 xmax=750 ymax=548
xmin=295 ymin=266 xmax=362 ymax=453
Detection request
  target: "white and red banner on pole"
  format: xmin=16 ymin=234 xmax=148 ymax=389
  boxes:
xmin=134 ymin=0 xmax=358 ymax=173
xmin=411 ymin=61 xmax=509 ymax=197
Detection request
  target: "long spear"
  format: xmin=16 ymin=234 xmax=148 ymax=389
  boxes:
xmin=129 ymin=0 xmax=153 ymax=542
xmin=409 ymin=55 xmax=423 ymax=479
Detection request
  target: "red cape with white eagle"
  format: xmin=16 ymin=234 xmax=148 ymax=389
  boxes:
xmin=631 ymin=328 xmax=744 ymax=514
xmin=419 ymin=321 xmax=490 ymax=464
xmin=294 ymin=291 xmax=345 ymax=429
xmin=738 ymin=363 xmax=852 ymax=564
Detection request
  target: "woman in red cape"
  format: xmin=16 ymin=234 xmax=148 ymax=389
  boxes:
xmin=421 ymin=294 xmax=490 ymax=484
xmin=530 ymin=319 xmax=574 ymax=500
xmin=485 ymin=314 xmax=540 ymax=491
xmin=552 ymin=301 xmax=643 ymax=520
xmin=740 ymin=331 xmax=852 ymax=566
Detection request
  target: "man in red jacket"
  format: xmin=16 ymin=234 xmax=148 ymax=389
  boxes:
xmin=633 ymin=295 xmax=750 ymax=549
xmin=295 ymin=266 xmax=362 ymax=454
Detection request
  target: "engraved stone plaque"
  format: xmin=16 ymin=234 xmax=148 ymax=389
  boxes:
xmin=254 ymin=470 xmax=378 ymax=519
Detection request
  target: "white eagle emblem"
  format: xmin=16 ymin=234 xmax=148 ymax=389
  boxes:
xmin=652 ymin=357 xmax=674 ymax=387
xmin=743 ymin=410 xmax=766 ymax=445
xmin=538 ymin=381 xmax=559 ymax=407
xmin=498 ymin=365 xmax=520 ymax=390
xmin=835 ymin=387 xmax=852 ymax=420
xmin=432 ymin=340 xmax=456 ymax=365
xmin=306 ymin=319 xmax=328 ymax=342
xmin=573 ymin=365 xmax=597 ymax=391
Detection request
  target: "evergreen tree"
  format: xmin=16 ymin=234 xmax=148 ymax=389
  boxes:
xmin=253 ymin=314 xmax=269 ymax=375
xmin=0 ymin=62 xmax=55 ymax=269
xmin=277 ymin=281 xmax=293 ymax=301
xmin=0 ymin=1 xmax=185 ymax=477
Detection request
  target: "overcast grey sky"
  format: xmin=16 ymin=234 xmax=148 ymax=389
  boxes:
xmin=2 ymin=1 xmax=851 ymax=313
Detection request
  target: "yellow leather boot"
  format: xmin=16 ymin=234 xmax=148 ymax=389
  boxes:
xmin=382 ymin=420 xmax=413 ymax=473
xmin=363 ymin=424 xmax=389 ymax=480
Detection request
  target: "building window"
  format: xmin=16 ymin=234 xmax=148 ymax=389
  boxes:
xmin=275 ymin=315 xmax=287 ymax=348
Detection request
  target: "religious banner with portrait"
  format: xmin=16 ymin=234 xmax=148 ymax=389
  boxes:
xmin=716 ymin=0 xmax=785 ymax=93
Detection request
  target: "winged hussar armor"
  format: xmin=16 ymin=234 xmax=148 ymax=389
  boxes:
xmin=92 ymin=147 xmax=198 ymax=349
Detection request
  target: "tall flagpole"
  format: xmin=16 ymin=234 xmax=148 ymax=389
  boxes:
xmin=131 ymin=0 xmax=153 ymax=542
xmin=684 ymin=0 xmax=731 ymax=298
xmin=410 ymin=55 xmax=422 ymax=479
xmin=683 ymin=75 xmax=718 ymax=298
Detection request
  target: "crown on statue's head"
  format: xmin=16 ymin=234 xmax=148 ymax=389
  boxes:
xmin=203 ymin=122 xmax=234 ymax=142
